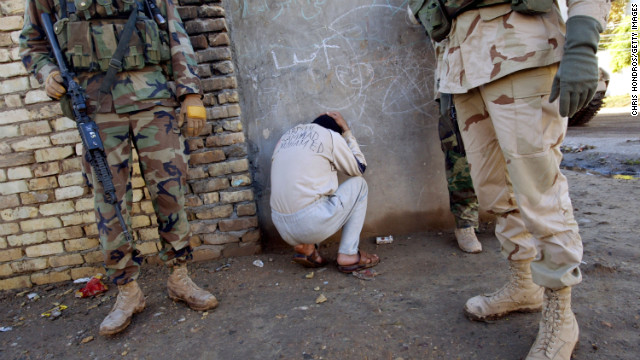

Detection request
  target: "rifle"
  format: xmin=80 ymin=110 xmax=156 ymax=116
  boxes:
xmin=40 ymin=13 xmax=133 ymax=245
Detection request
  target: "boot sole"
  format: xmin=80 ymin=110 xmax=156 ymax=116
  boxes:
xmin=464 ymin=304 xmax=542 ymax=322
xmin=168 ymin=290 xmax=219 ymax=311
xmin=99 ymin=299 xmax=146 ymax=336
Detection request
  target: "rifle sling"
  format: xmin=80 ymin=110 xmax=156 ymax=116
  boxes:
xmin=98 ymin=7 xmax=138 ymax=95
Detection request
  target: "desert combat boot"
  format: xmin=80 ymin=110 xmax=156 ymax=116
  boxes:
xmin=465 ymin=259 xmax=544 ymax=321
xmin=167 ymin=264 xmax=219 ymax=311
xmin=526 ymin=287 xmax=578 ymax=360
xmin=455 ymin=227 xmax=482 ymax=253
xmin=99 ymin=280 xmax=146 ymax=336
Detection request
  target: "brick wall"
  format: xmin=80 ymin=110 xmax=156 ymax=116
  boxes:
xmin=0 ymin=0 xmax=260 ymax=291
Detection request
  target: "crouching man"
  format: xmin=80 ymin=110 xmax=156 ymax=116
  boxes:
xmin=270 ymin=112 xmax=379 ymax=272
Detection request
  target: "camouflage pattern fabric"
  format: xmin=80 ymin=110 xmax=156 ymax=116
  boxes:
xmin=436 ymin=1 xmax=610 ymax=289
xmin=91 ymin=106 xmax=192 ymax=285
xmin=438 ymin=94 xmax=479 ymax=229
xmin=19 ymin=0 xmax=201 ymax=285
xmin=20 ymin=0 xmax=202 ymax=114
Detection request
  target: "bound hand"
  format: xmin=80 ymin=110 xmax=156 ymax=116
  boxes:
xmin=45 ymin=71 xmax=66 ymax=100
xmin=179 ymin=94 xmax=206 ymax=137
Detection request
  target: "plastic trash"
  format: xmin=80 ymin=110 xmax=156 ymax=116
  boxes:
xmin=376 ymin=236 xmax=394 ymax=244
xmin=252 ymin=259 xmax=264 ymax=268
xmin=75 ymin=274 xmax=108 ymax=298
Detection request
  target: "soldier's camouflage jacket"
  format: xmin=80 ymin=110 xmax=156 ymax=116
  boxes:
xmin=20 ymin=0 xmax=201 ymax=114
xmin=431 ymin=0 xmax=611 ymax=94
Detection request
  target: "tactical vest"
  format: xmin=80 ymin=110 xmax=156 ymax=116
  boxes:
xmin=409 ymin=0 xmax=554 ymax=42
xmin=52 ymin=0 xmax=171 ymax=73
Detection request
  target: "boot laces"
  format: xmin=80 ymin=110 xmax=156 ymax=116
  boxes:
xmin=486 ymin=263 xmax=523 ymax=300
xmin=114 ymin=283 xmax=137 ymax=310
xmin=536 ymin=291 xmax=562 ymax=355
xmin=173 ymin=267 xmax=203 ymax=293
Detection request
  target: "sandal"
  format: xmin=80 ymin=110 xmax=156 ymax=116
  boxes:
xmin=292 ymin=245 xmax=327 ymax=268
xmin=337 ymin=250 xmax=380 ymax=273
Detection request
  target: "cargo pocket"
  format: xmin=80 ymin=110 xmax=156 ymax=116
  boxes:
xmin=139 ymin=19 xmax=161 ymax=64
xmin=92 ymin=23 xmax=119 ymax=71
xmin=67 ymin=21 xmax=98 ymax=71
xmin=96 ymin=0 xmax=117 ymax=17
xmin=53 ymin=18 xmax=69 ymax=52
xmin=115 ymin=0 xmax=137 ymax=13
xmin=74 ymin=0 xmax=96 ymax=20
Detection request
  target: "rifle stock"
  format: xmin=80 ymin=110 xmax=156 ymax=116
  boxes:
xmin=40 ymin=13 xmax=133 ymax=245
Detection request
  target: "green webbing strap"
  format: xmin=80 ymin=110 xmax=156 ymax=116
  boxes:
xmin=98 ymin=6 xmax=139 ymax=95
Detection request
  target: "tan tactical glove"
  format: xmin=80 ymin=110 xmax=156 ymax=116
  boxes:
xmin=179 ymin=94 xmax=206 ymax=137
xmin=45 ymin=71 xmax=66 ymax=99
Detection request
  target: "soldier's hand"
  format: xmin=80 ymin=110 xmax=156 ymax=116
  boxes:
xmin=549 ymin=16 xmax=602 ymax=118
xmin=326 ymin=111 xmax=350 ymax=132
xmin=45 ymin=71 xmax=66 ymax=100
xmin=180 ymin=94 xmax=206 ymax=137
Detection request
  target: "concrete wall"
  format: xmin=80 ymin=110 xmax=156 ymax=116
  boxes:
xmin=225 ymin=0 xmax=451 ymax=242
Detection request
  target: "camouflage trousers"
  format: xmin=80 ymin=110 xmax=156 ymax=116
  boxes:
xmin=453 ymin=64 xmax=582 ymax=290
xmin=88 ymin=106 xmax=192 ymax=285
xmin=438 ymin=93 xmax=479 ymax=229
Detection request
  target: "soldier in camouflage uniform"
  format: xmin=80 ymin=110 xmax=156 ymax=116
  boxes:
xmin=410 ymin=0 xmax=611 ymax=358
xmin=438 ymin=92 xmax=482 ymax=253
xmin=20 ymin=0 xmax=218 ymax=336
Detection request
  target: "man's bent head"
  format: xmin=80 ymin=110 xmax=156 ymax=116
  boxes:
xmin=312 ymin=114 xmax=344 ymax=135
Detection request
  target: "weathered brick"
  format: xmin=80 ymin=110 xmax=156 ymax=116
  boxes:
xmin=47 ymin=225 xmax=84 ymax=241
xmin=225 ymin=143 xmax=248 ymax=158
xmin=48 ymin=253 xmax=84 ymax=268
xmin=53 ymin=117 xmax=76 ymax=131
xmin=131 ymin=215 xmax=151 ymax=228
xmin=218 ymin=217 xmax=258 ymax=232
xmin=196 ymin=63 xmax=212 ymax=78
xmin=64 ymin=237 xmax=99 ymax=252
xmin=231 ymin=174 xmax=252 ymax=187
xmin=220 ymin=189 xmax=254 ymax=203
xmin=208 ymin=33 xmax=230 ymax=47
xmin=0 ymin=15 xmax=23 ymax=31
xmin=201 ymin=192 xmax=219 ymax=204
xmin=197 ymin=4 xmax=225 ymax=17
xmin=0 ymin=142 xmax=9 ymax=155
xmin=58 ymin=172 xmax=84 ymax=187
xmin=201 ymin=232 xmax=238 ymax=245
xmin=28 ymin=176 xmax=58 ymax=190
xmin=33 ymin=162 xmax=60 ymax=177
xmin=207 ymin=159 xmax=249 ymax=176
xmin=4 ymin=94 xmax=22 ymax=107
xmin=189 ymin=150 xmax=226 ymax=165
xmin=24 ymin=90 xmax=51 ymax=104
xmin=29 ymin=104 xmax=63 ymax=119
xmin=0 ymin=77 xmax=29 ymax=95
xmin=20 ymin=121 xmax=51 ymax=137
xmin=191 ymin=177 xmax=229 ymax=193
xmin=0 ymin=180 xmax=28 ymax=196
xmin=206 ymin=133 xmax=245 ymax=147
xmin=185 ymin=18 xmax=227 ymax=35
xmin=212 ymin=61 xmax=234 ymax=75
xmin=222 ymin=119 xmax=243 ymax=132
xmin=55 ymin=185 xmax=86 ymax=200
xmin=237 ymin=202 xmax=257 ymax=217
xmin=83 ymin=251 xmax=103 ymax=264
xmin=0 ymin=236 xmax=6 ymax=249
xmin=75 ymin=198 xmax=94 ymax=211
xmin=218 ymin=90 xmax=239 ymax=104
xmin=51 ymin=130 xmax=81 ymax=145
xmin=0 ymin=194 xmax=20 ymax=209
xmin=195 ymin=204 xmax=233 ymax=220
xmin=207 ymin=106 xmax=228 ymax=120
xmin=35 ymin=146 xmax=74 ymax=162
xmin=191 ymin=245 xmax=222 ymax=262
xmin=0 ymin=124 xmax=19 ymax=138
xmin=11 ymin=136 xmax=51 ymax=152
xmin=185 ymin=194 xmax=203 ymax=207
xmin=190 ymin=221 xmax=217 ymax=234
xmin=31 ymin=270 xmax=71 ymax=285
xmin=61 ymin=157 xmax=82 ymax=172
xmin=188 ymin=166 xmax=207 ymax=180
xmin=0 ymin=152 xmax=35 ymax=167
xmin=7 ymin=166 xmax=33 ymax=180
xmin=1 ymin=206 xmax=38 ymax=221
xmin=0 ymin=62 xmax=27 ymax=78
xmin=0 ymin=0 xmax=25 ymax=16
xmin=0 ymin=248 xmax=22 ymax=261
xmin=140 ymin=201 xmax=154 ymax=213
xmin=20 ymin=217 xmax=62 ymax=232
xmin=187 ymin=137 xmax=204 ymax=151
xmin=0 ymin=263 xmax=12 ymax=276
xmin=71 ymin=267 xmax=103 ymax=280
xmin=0 ymin=33 xmax=11 ymax=47
xmin=10 ymin=258 xmax=48 ymax=273
xmin=25 ymin=242 xmax=64 ymax=257
xmin=201 ymin=76 xmax=237 ymax=92
xmin=20 ymin=190 xmax=54 ymax=205
xmin=138 ymin=228 xmax=159 ymax=241
xmin=83 ymin=222 xmax=98 ymax=236
xmin=40 ymin=200 xmax=75 ymax=216
xmin=189 ymin=34 xmax=208 ymax=49
xmin=137 ymin=241 xmax=159 ymax=255
xmin=0 ymin=222 xmax=20 ymax=236
xmin=241 ymin=229 xmax=260 ymax=243
xmin=222 ymin=242 xmax=260 ymax=258
xmin=0 ymin=276 xmax=32 ymax=290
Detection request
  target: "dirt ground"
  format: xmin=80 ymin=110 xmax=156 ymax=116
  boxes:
xmin=0 ymin=168 xmax=638 ymax=360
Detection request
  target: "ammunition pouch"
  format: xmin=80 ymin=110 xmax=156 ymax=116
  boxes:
xmin=410 ymin=0 xmax=554 ymax=42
